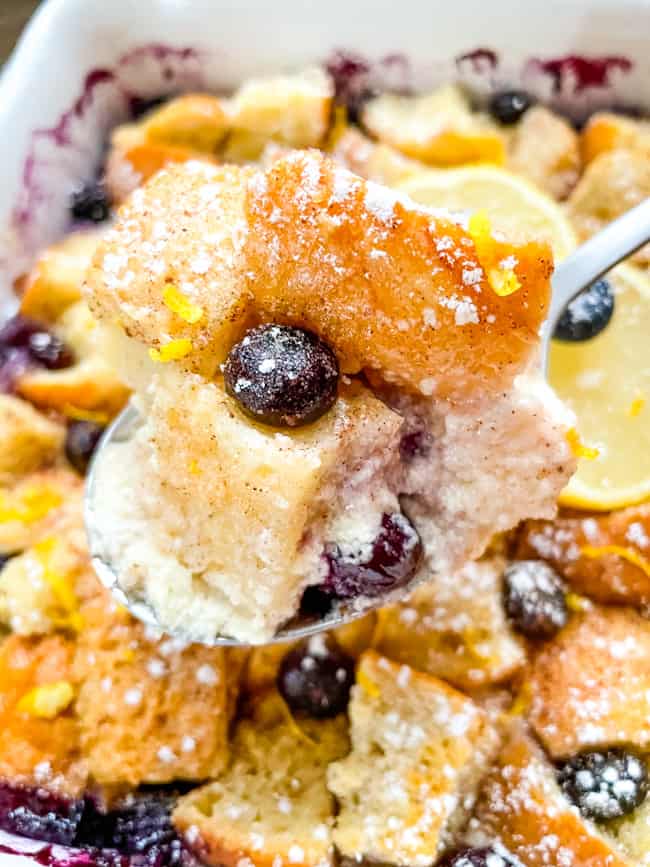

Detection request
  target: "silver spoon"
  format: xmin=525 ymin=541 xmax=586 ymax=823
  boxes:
xmin=85 ymin=197 xmax=650 ymax=646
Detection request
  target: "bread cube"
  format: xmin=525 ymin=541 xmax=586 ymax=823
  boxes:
xmin=471 ymin=724 xmax=632 ymax=866
xmin=516 ymin=503 xmax=650 ymax=607
xmin=143 ymin=94 xmax=230 ymax=151
xmin=527 ymin=606 xmax=650 ymax=758
xmin=567 ymin=148 xmax=650 ymax=268
xmin=17 ymin=355 xmax=129 ymax=416
xmin=373 ymin=556 xmax=526 ymax=690
xmin=174 ymin=692 xmax=349 ymax=867
xmin=329 ymin=126 xmax=424 ymax=185
xmin=507 ymin=106 xmax=580 ymax=200
xmin=0 ymin=394 xmax=64 ymax=482
xmin=0 ymin=633 xmax=86 ymax=798
xmin=581 ymin=112 xmax=650 ymax=164
xmin=362 ymin=84 xmax=506 ymax=166
xmin=19 ymin=230 xmax=103 ymax=321
xmin=73 ymin=593 xmax=235 ymax=787
xmin=327 ymin=651 xmax=499 ymax=865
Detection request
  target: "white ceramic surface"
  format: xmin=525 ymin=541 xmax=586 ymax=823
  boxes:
xmin=0 ymin=0 xmax=649 ymax=862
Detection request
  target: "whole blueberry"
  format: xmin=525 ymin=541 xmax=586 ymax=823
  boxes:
xmin=65 ymin=421 xmax=105 ymax=475
xmin=130 ymin=94 xmax=170 ymax=120
xmin=502 ymin=560 xmax=568 ymax=640
xmin=439 ymin=847 xmax=522 ymax=866
xmin=224 ymin=324 xmax=339 ymax=428
xmin=70 ymin=181 xmax=112 ymax=223
xmin=553 ymin=278 xmax=615 ymax=342
xmin=0 ymin=782 xmax=83 ymax=846
xmin=278 ymin=635 xmax=355 ymax=718
xmin=557 ymin=749 xmax=648 ymax=821
xmin=323 ymin=512 xmax=422 ymax=600
xmin=488 ymin=89 xmax=534 ymax=125
xmin=0 ymin=315 xmax=75 ymax=383
xmin=0 ymin=552 xmax=18 ymax=571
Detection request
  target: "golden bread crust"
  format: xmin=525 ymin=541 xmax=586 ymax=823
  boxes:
xmin=86 ymin=151 xmax=553 ymax=400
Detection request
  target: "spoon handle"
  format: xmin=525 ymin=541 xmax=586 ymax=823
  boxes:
xmin=547 ymin=197 xmax=650 ymax=331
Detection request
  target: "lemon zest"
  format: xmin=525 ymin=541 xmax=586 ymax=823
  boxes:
xmin=565 ymin=591 xmax=591 ymax=613
xmin=489 ymin=268 xmax=521 ymax=297
xmin=356 ymin=668 xmax=381 ymax=699
xmin=468 ymin=209 xmax=492 ymax=251
xmin=149 ymin=339 xmax=193 ymax=363
xmin=566 ymin=427 xmax=600 ymax=460
xmin=162 ymin=285 xmax=204 ymax=324
xmin=628 ymin=395 xmax=645 ymax=418
xmin=276 ymin=694 xmax=317 ymax=745
xmin=33 ymin=537 xmax=83 ymax=632
xmin=509 ymin=681 xmax=532 ymax=717
xmin=582 ymin=545 xmax=650 ymax=579
xmin=17 ymin=681 xmax=75 ymax=718
xmin=0 ymin=485 xmax=62 ymax=524
xmin=62 ymin=404 xmax=110 ymax=425
xmin=188 ymin=459 xmax=202 ymax=476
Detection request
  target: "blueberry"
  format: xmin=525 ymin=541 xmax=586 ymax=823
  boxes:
xmin=278 ymin=635 xmax=355 ymax=718
xmin=323 ymin=512 xmax=422 ymax=600
xmin=557 ymin=749 xmax=648 ymax=821
xmin=65 ymin=421 xmax=105 ymax=475
xmin=502 ymin=560 xmax=568 ymax=640
xmin=298 ymin=585 xmax=334 ymax=619
xmin=439 ymin=847 xmax=522 ymax=866
xmin=70 ymin=181 xmax=112 ymax=223
xmin=223 ymin=324 xmax=339 ymax=428
xmin=0 ymin=552 xmax=19 ymax=571
xmin=129 ymin=95 xmax=170 ymax=120
xmin=399 ymin=429 xmax=432 ymax=461
xmin=488 ymin=89 xmax=534 ymax=125
xmin=0 ymin=315 xmax=75 ymax=371
xmin=0 ymin=782 xmax=83 ymax=846
xmin=553 ymin=278 xmax=615 ymax=342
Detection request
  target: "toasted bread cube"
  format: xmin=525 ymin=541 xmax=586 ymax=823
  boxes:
xmin=581 ymin=112 xmax=650 ymax=164
xmin=0 ymin=535 xmax=86 ymax=636
xmin=73 ymin=594 xmax=235 ymax=787
xmin=92 ymin=368 xmax=403 ymax=644
xmin=329 ymin=126 xmax=425 ymax=185
xmin=17 ymin=356 xmax=130 ymax=416
xmin=507 ymin=106 xmax=580 ymax=200
xmin=174 ymin=692 xmax=348 ymax=867
xmin=471 ymin=724 xmax=632 ymax=866
xmin=567 ymin=148 xmax=650 ymax=268
xmin=19 ymin=230 xmax=103 ymax=321
xmin=0 ymin=467 xmax=81 ymax=555
xmin=0 ymin=395 xmax=64 ymax=482
xmin=373 ymin=556 xmax=526 ymax=690
xmin=516 ymin=504 xmax=650 ymax=607
xmin=609 ymin=792 xmax=650 ymax=864
xmin=0 ymin=633 xmax=86 ymax=797
xmin=527 ymin=606 xmax=650 ymax=758
xmin=327 ymin=651 xmax=499 ymax=865
xmin=228 ymin=67 xmax=333 ymax=153
xmin=143 ymin=94 xmax=230 ymax=151
xmin=362 ymin=84 xmax=506 ymax=166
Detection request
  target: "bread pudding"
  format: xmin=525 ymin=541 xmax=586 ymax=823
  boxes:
xmin=1 ymin=61 xmax=649 ymax=867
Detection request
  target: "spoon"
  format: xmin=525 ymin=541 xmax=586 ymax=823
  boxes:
xmin=85 ymin=197 xmax=650 ymax=646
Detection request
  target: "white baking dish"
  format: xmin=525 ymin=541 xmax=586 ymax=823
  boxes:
xmin=0 ymin=0 xmax=649 ymax=861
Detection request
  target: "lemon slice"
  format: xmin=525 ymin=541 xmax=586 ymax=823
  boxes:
xmin=551 ymin=264 xmax=650 ymax=511
xmin=397 ymin=165 xmax=577 ymax=259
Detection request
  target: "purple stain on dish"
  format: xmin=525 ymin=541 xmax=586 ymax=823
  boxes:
xmin=455 ymin=47 xmax=499 ymax=72
xmin=527 ymin=54 xmax=633 ymax=94
xmin=0 ymin=784 xmax=83 ymax=847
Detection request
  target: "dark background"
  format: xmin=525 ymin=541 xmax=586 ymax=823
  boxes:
xmin=1 ymin=0 xmax=40 ymax=64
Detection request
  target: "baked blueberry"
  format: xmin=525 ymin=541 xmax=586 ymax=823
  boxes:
xmin=70 ymin=181 xmax=112 ymax=224
xmin=502 ymin=560 xmax=568 ymax=640
xmin=223 ymin=324 xmax=339 ymax=427
xmin=0 ymin=782 xmax=83 ymax=846
xmin=557 ymin=749 xmax=648 ymax=821
xmin=325 ymin=51 xmax=375 ymax=122
xmin=323 ymin=512 xmax=422 ymax=599
xmin=553 ymin=278 xmax=615 ymax=342
xmin=65 ymin=420 xmax=105 ymax=475
xmin=0 ymin=315 xmax=75 ymax=371
xmin=0 ymin=552 xmax=18 ymax=571
xmin=278 ymin=636 xmax=355 ymax=718
xmin=488 ymin=89 xmax=534 ymax=125
xmin=399 ymin=429 xmax=432 ymax=461
xmin=130 ymin=95 xmax=170 ymax=120
xmin=439 ymin=846 xmax=522 ymax=866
